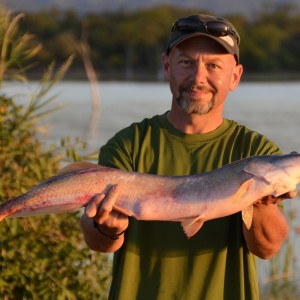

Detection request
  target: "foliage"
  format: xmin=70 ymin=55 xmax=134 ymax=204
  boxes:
xmin=0 ymin=11 xmax=41 ymax=83
xmin=0 ymin=8 xmax=111 ymax=299
xmin=12 ymin=4 xmax=300 ymax=79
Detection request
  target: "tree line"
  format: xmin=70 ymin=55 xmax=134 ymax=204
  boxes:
xmin=15 ymin=4 xmax=300 ymax=80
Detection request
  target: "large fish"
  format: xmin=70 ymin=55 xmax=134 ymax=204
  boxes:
xmin=0 ymin=153 xmax=299 ymax=238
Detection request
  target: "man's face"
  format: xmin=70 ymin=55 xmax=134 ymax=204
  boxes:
xmin=163 ymin=37 xmax=242 ymax=115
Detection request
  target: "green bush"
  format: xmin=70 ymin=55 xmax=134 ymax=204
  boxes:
xmin=0 ymin=8 xmax=111 ymax=299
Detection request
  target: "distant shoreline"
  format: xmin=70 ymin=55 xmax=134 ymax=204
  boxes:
xmin=25 ymin=68 xmax=300 ymax=82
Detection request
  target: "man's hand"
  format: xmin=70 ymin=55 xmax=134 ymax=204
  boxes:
xmin=81 ymin=185 xmax=128 ymax=253
xmin=85 ymin=185 xmax=129 ymax=237
xmin=254 ymin=189 xmax=298 ymax=205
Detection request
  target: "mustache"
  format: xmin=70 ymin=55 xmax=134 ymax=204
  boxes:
xmin=180 ymin=82 xmax=217 ymax=94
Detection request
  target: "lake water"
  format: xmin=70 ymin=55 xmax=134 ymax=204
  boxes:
xmin=4 ymin=80 xmax=300 ymax=295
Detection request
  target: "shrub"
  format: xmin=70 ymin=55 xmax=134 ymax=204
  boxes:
xmin=0 ymin=8 xmax=111 ymax=299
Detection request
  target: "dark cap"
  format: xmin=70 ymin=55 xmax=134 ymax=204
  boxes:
xmin=166 ymin=14 xmax=240 ymax=63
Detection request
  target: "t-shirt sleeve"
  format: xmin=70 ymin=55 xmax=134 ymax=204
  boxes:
xmin=249 ymin=133 xmax=282 ymax=156
xmin=98 ymin=126 xmax=135 ymax=171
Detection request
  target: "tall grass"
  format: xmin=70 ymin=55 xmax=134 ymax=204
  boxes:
xmin=259 ymin=203 xmax=300 ymax=299
xmin=0 ymin=8 xmax=111 ymax=298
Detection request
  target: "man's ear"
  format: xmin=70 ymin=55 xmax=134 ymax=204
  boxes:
xmin=230 ymin=64 xmax=243 ymax=91
xmin=162 ymin=53 xmax=170 ymax=81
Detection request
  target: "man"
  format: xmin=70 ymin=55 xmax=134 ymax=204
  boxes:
xmin=81 ymin=14 xmax=294 ymax=299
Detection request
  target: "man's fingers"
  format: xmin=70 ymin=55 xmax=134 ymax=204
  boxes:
xmin=98 ymin=185 xmax=119 ymax=221
xmin=257 ymin=189 xmax=298 ymax=205
xmin=274 ymin=189 xmax=298 ymax=202
xmin=85 ymin=193 xmax=105 ymax=218
xmin=284 ymin=189 xmax=298 ymax=199
xmin=84 ymin=185 xmax=120 ymax=223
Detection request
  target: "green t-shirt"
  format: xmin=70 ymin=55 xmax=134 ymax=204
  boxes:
xmin=98 ymin=114 xmax=281 ymax=300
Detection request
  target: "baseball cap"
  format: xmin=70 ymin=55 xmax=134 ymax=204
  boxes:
xmin=166 ymin=14 xmax=240 ymax=64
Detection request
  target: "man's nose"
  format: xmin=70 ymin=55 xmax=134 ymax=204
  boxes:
xmin=190 ymin=61 xmax=207 ymax=84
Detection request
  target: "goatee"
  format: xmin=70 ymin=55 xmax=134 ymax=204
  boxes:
xmin=176 ymin=83 xmax=217 ymax=115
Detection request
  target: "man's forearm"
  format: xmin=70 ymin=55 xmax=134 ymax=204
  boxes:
xmin=243 ymin=203 xmax=289 ymax=259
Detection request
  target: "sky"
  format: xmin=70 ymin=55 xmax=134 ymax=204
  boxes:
xmin=2 ymin=0 xmax=300 ymax=18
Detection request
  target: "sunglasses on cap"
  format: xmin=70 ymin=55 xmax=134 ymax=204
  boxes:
xmin=172 ymin=18 xmax=240 ymax=45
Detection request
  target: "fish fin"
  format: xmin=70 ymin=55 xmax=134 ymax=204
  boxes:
xmin=243 ymin=161 xmax=273 ymax=183
xmin=242 ymin=205 xmax=253 ymax=229
xmin=181 ymin=217 xmax=204 ymax=239
xmin=232 ymin=178 xmax=254 ymax=203
xmin=58 ymin=162 xmax=104 ymax=175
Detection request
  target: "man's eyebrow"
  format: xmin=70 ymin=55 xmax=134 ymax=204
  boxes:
xmin=175 ymin=51 xmax=226 ymax=62
xmin=174 ymin=51 xmax=193 ymax=59
xmin=205 ymin=55 xmax=225 ymax=62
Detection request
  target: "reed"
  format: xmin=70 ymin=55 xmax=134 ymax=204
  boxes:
xmin=0 ymin=7 xmax=111 ymax=298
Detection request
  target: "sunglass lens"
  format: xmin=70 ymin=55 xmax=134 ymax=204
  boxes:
xmin=206 ymin=21 xmax=229 ymax=36
xmin=174 ymin=19 xmax=199 ymax=32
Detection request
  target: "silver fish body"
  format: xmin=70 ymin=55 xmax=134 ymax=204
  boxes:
xmin=1 ymin=153 xmax=299 ymax=238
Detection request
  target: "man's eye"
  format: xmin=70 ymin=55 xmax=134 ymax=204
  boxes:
xmin=207 ymin=63 xmax=219 ymax=69
xmin=180 ymin=59 xmax=193 ymax=66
